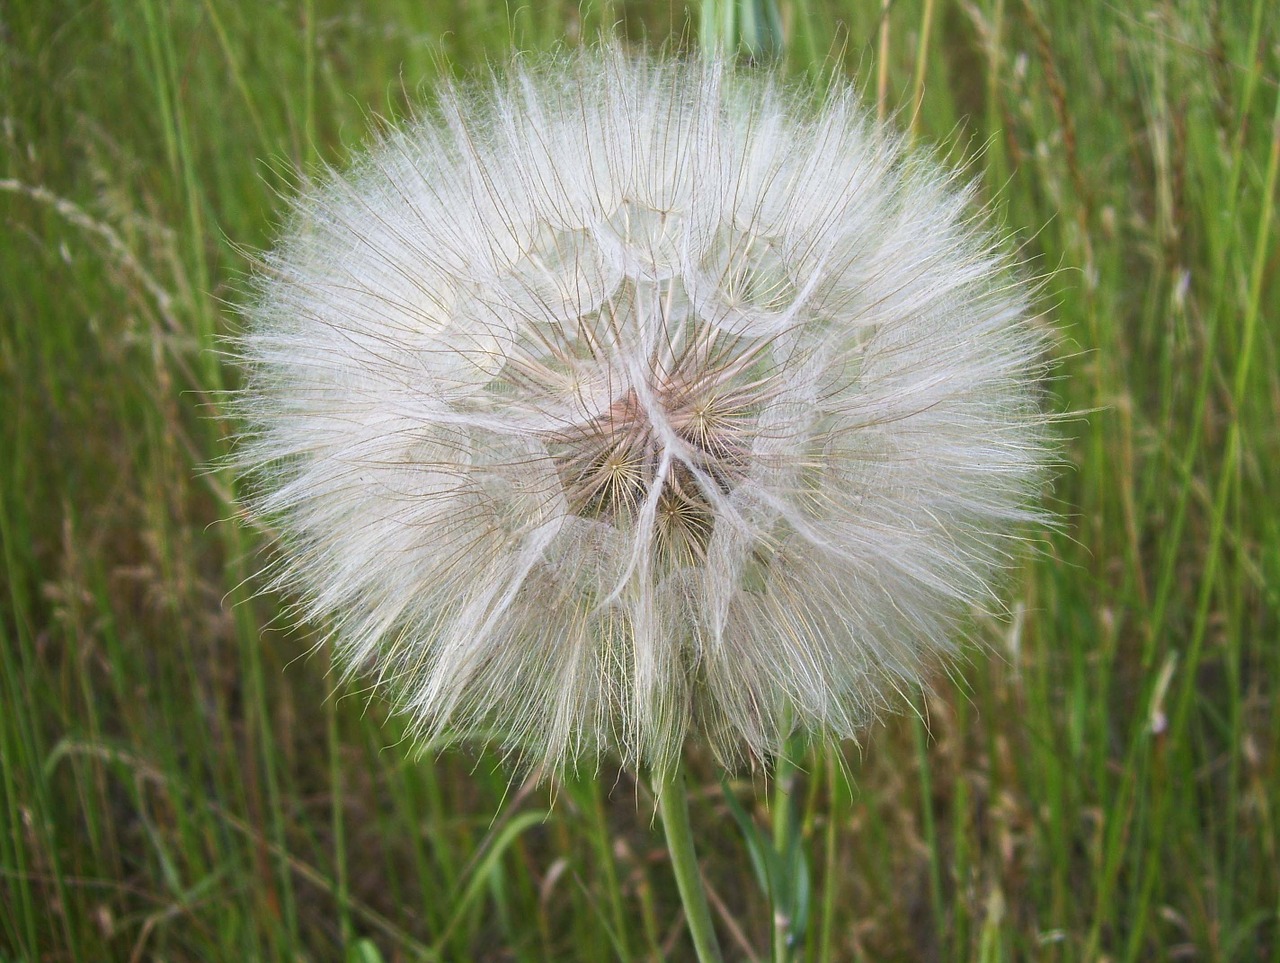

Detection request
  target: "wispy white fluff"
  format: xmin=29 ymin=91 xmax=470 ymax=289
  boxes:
xmin=235 ymin=48 xmax=1051 ymax=775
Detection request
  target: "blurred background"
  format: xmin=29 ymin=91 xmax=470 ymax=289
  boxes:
xmin=2 ymin=0 xmax=1277 ymax=959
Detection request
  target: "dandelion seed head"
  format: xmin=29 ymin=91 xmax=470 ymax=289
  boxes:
xmin=236 ymin=48 xmax=1052 ymax=775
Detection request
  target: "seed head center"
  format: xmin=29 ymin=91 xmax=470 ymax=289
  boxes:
xmin=551 ymin=376 xmax=746 ymax=560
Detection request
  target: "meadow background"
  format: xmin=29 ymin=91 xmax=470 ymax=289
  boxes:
xmin=2 ymin=0 xmax=1278 ymax=959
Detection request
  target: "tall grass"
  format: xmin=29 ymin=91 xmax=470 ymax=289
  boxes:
xmin=2 ymin=0 xmax=1277 ymax=959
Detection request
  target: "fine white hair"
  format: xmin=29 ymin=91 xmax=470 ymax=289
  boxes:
xmin=234 ymin=47 xmax=1051 ymax=775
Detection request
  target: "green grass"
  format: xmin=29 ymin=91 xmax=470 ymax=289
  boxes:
xmin=1 ymin=0 xmax=1277 ymax=959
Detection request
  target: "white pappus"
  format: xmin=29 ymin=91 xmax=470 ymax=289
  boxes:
xmin=234 ymin=47 xmax=1052 ymax=776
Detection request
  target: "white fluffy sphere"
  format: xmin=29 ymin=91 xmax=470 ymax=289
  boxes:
xmin=236 ymin=49 xmax=1050 ymax=774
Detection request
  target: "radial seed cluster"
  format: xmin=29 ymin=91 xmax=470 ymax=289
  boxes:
xmin=237 ymin=49 xmax=1049 ymax=774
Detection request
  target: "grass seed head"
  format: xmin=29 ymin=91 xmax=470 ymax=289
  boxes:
xmin=235 ymin=47 xmax=1052 ymax=775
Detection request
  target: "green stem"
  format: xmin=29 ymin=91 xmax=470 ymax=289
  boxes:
xmin=771 ymin=739 xmax=796 ymax=962
xmin=699 ymin=0 xmax=784 ymax=61
xmin=656 ymin=760 xmax=723 ymax=963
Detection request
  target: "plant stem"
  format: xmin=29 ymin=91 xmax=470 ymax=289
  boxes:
xmin=699 ymin=0 xmax=784 ymax=61
xmin=656 ymin=759 xmax=723 ymax=963
xmin=771 ymin=748 xmax=795 ymax=962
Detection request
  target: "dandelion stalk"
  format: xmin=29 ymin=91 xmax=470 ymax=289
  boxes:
xmin=770 ymin=746 xmax=797 ymax=962
xmin=655 ymin=759 xmax=723 ymax=963
xmin=699 ymin=0 xmax=783 ymax=61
